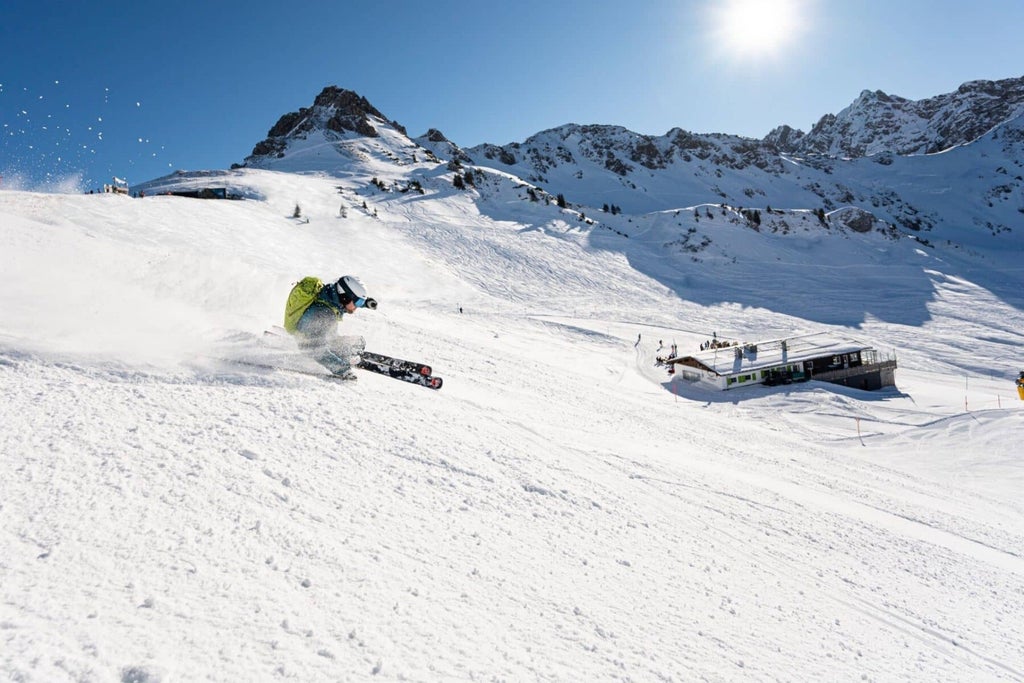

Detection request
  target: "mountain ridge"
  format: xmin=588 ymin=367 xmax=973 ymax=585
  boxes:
xmin=233 ymin=77 xmax=1024 ymax=252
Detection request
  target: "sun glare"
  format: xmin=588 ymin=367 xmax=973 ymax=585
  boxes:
xmin=706 ymin=0 xmax=809 ymax=63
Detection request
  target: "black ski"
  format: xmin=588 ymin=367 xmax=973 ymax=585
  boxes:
xmin=356 ymin=356 xmax=443 ymax=390
xmin=359 ymin=351 xmax=432 ymax=377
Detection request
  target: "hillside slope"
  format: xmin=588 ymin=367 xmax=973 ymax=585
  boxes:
xmin=1 ymin=170 xmax=1023 ymax=682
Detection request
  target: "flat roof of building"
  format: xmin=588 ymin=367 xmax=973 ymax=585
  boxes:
xmin=670 ymin=331 xmax=874 ymax=377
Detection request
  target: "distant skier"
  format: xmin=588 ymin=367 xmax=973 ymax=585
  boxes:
xmin=284 ymin=275 xmax=377 ymax=380
xmin=635 ymin=333 xmax=641 ymax=348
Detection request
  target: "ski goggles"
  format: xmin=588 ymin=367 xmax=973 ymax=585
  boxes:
xmin=354 ymin=297 xmax=378 ymax=310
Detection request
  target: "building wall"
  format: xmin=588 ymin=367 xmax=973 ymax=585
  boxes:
xmin=673 ymin=368 xmax=726 ymax=390
xmin=811 ymin=360 xmax=898 ymax=391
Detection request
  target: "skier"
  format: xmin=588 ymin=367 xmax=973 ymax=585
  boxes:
xmin=287 ymin=275 xmax=377 ymax=380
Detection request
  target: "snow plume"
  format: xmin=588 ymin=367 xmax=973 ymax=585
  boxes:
xmin=0 ymin=193 xmax=274 ymax=365
xmin=0 ymin=168 xmax=85 ymax=194
xmin=40 ymin=172 xmax=86 ymax=194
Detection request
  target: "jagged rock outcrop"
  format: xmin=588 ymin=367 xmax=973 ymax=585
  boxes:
xmin=423 ymin=128 xmax=449 ymax=144
xmin=414 ymin=128 xmax=472 ymax=166
xmin=465 ymin=122 xmax=786 ymax=187
xmin=831 ymin=206 xmax=880 ymax=233
xmin=779 ymin=77 xmax=1024 ymax=157
xmin=246 ymin=86 xmax=407 ymax=161
xmin=763 ymin=125 xmax=805 ymax=151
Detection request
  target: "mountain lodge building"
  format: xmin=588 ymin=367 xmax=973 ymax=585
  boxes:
xmin=667 ymin=332 xmax=897 ymax=391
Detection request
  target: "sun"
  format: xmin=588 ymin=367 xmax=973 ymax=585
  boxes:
xmin=706 ymin=0 xmax=810 ymax=63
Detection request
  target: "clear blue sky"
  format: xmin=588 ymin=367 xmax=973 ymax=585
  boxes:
xmin=3 ymin=0 xmax=1023 ymax=190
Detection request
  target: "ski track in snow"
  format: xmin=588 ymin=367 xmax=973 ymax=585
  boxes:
xmin=1 ymin=173 xmax=1023 ymax=681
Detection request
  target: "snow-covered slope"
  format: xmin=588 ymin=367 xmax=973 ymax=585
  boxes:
xmin=2 ymin=162 xmax=1023 ymax=681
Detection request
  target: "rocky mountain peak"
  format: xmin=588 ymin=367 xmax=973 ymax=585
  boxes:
xmin=782 ymin=75 xmax=1024 ymax=157
xmin=246 ymin=86 xmax=408 ymax=162
xmin=424 ymin=128 xmax=450 ymax=144
xmin=763 ymin=124 xmax=804 ymax=150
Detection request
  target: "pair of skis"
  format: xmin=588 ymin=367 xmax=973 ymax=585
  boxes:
xmin=219 ymin=350 xmax=442 ymax=390
xmin=253 ymin=328 xmax=443 ymax=390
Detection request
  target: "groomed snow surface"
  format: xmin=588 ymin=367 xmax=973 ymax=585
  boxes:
xmin=2 ymin=170 xmax=1022 ymax=682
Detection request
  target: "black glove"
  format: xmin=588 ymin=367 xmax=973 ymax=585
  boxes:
xmin=363 ymin=297 xmax=378 ymax=310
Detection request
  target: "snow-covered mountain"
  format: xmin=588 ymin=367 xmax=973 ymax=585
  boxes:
xmin=235 ymin=79 xmax=1024 ymax=253
xmin=2 ymin=79 xmax=1023 ymax=681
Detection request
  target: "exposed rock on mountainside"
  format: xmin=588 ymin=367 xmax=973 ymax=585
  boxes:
xmin=783 ymin=77 xmax=1024 ymax=157
xmin=831 ymin=206 xmax=882 ymax=233
xmin=416 ymin=128 xmax=472 ymax=166
xmin=247 ymin=86 xmax=408 ymax=160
